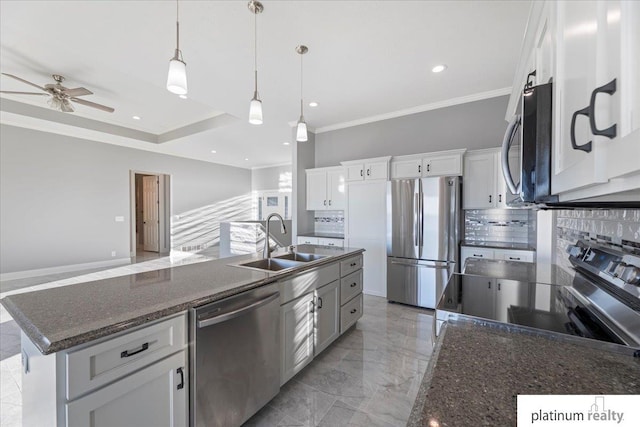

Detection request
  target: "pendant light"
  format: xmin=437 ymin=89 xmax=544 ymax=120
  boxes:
xmin=248 ymin=1 xmax=264 ymax=125
xmin=295 ymin=45 xmax=308 ymax=142
xmin=166 ymin=0 xmax=188 ymax=95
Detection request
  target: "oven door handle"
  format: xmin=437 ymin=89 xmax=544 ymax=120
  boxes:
xmin=501 ymin=114 xmax=521 ymax=196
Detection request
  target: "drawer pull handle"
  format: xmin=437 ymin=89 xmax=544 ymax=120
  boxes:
xmin=328 ymin=243 xmax=335 ymax=246
xmin=121 ymin=342 xmax=149 ymax=358
xmin=350 ymin=282 xmax=357 ymax=287
xmin=177 ymin=367 xmax=185 ymax=390
xmin=509 ymin=257 xmax=521 ymax=260
xmin=350 ymin=308 xmax=357 ymax=314
xmin=350 ymin=262 xmax=357 ymax=267
xmin=317 ymin=297 xmax=323 ymax=309
xmin=473 ymin=254 xmax=483 ymax=257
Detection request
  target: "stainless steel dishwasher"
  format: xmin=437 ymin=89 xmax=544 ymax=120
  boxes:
xmin=190 ymin=283 xmax=280 ymax=427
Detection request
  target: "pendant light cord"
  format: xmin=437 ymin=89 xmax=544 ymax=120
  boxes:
xmin=254 ymin=9 xmax=258 ymax=93
xmin=300 ymin=53 xmax=304 ymax=115
xmin=176 ymin=0 xmax=180 ymax=52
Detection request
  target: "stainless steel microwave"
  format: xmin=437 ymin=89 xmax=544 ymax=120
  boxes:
xmin=501 ymin=82 xmax=557 ymax=206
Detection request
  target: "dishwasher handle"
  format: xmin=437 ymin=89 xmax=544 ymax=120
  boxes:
xmin=197 ymin=292 xmax=279 ymax=329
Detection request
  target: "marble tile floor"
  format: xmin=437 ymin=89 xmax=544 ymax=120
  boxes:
xmin=0 ymin=249 xmax=433 ymax=427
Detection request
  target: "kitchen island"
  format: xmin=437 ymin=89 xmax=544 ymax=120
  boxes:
xmin=1 ymin=245 xmax=365 ymax=427
xmin=408 ymin=319 xmax=640 ymax=426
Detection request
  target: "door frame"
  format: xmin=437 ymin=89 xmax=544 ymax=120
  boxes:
xmin=130 ymin=170 xmax=171 ymax=257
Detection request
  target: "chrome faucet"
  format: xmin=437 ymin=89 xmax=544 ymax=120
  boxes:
xmin=263 ymin=213 xmax=287 ymax=259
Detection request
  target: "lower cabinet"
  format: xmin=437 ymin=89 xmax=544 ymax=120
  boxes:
xmin=460 ymin=246 xmax=535 ymax=270
xmin=280 ymin=292 xmax=315 ymax=385
xmin=314 ymin=281 xmax=340 ymax=355
xmin=66 ymin=351 xmax=187 ymax=427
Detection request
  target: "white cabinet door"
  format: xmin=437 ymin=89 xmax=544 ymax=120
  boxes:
xmin=390 ymin=158 xmax=421 ymax=179
xmin=496 ymin=150 xmax=521 ymax=208
xmin=280 ymin=292 xmax=314 ymax=385
xmin=317 ymin=238 xmax=344 ymax=248
xmin=345 ymin=164 xmax=365 ymax=182
xmin=364 ymin=161 xmax=389 ymax=181
xmin=314 ymin=281 xmax=340 ymax=355
xmin=461 ymin=277 xmax=495 ymax=320
xmin=306 ymin=170 xmax=328 ymax=210
xmin=463 ymin=152 xmax=496 ymax=209
xmin=297 ymin=236 xmax=319 ymax=245
xmin=495 ymin=279 xmax=529 ymax=323
xmin=423 ymin=154 xmax=462 ymax=176
xmin=327 ymin=169 xmax=346 ymax=209
xmin=494 ymin=249 xmax=535 ymax=263
xmin=66 ymin=350 xmax=187 ymax=427
xmin=460 ymin=247 xmax=495 ymax=271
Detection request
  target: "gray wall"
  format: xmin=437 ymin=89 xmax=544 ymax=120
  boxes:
xmin=315 ymin=95 xmax=509 ymax=167
xmin=0 ymin=124 xmax=251 ymax=274
xmin=292 ymin=130 xmax=315 ymax=237
xmin=251 ymin=164 xmax=292 ymax=192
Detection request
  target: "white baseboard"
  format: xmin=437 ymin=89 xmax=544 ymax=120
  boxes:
xmin=363 ymin=289 xmax=387 ymax=298
xmin=0 ymin=258 xmax=131 ymax=282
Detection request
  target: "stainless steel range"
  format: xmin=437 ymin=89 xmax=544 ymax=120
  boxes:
xmin=436 ymin=240 xmax=640 ymax=353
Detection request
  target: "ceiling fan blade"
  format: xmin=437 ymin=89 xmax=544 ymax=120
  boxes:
xmin=70 ymin=97 xmax=115 ymax=113
xmin=0 ymin=91 xmax=48 ymax=95
xmin=1 ymin=73 xmax=47 ymax=92
xmin=63 ymin=87 xmax=93 ymax=97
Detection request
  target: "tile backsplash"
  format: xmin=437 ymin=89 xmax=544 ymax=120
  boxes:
xmin=464 ymin=209 xmax=536 ymax=245
xmin=314 ymin=211 xmax=344 ymax=235
xmin=555 ymin=209 xmax=640 ymax=270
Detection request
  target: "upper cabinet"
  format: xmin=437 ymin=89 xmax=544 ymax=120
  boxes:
xmin=306 ymin=166 xmax=345 ymax=210
xmin=508 ymin=0 xmax=640 ymax=202
xmin=342 ymin=157 xmax=391 ymax=182
xmin=390 ymin=149 xmax=465 ymax=179
xmin=552 ymin=0 xmax=640 ymax=198
xmin=463 ymin=148 xmax=520 ymax=209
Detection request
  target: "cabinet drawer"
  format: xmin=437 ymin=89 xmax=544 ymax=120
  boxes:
xmin=340 ymin=255 xmax=363 ymax=277
xmin=494 ymin=250 xmax=535 ymax=263
xmin=65 ymin=313 xmax=187 ymax=400
xmin=317 ymin=238 xmax=344 ymax=248
xmin=297 ymin=236 xmax=319 ymax=245
xmin=340 ymin=270 xmax=363 ymax=305
xmin=279 ymin=263 xmax=340 ymax=305
xmin=340 ymin=293 xmax=363 ymax=334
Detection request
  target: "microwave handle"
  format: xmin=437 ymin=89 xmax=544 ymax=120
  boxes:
xmin=501 ymin=114 xmax=521 ymax=195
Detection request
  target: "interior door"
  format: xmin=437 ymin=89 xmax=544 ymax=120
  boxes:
xmin=142 ymin=175 xmax=159 ymax=252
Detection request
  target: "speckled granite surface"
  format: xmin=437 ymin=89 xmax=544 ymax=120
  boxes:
xmin=0 ymin=245 xmax=363 ymax=355
xmin=408 ymin=320 xmax=640 ymax=427
xmin=297 ymin=232 xmax=345 ymax=239
xmin=462 ymin=241 xmax=536 ymax=251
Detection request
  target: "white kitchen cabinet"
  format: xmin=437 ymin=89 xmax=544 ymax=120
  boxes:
xmin=390 ymin=149 xmax=465 ymax=179
xmin=461 ymin=276 xmax=496 ymax=320
xmin=494 ymin=250 xmax=535 ymax=263
xmin=280 ymin=292 xmax=315 ymax=385
xmin=21 ymin=313 xmax=188 ymax=427
xmin=551 ymin=0 xmax=640 ymax=199
xmin=463 ymin=148 xmax=520 ymax=209
xmin=317 ymin=237 xmax=344 ymax=248
xmin=66 ymin=351 xmax=187 ymax=427
xmin=305 ymin=166 xmax=345 ymax=210
xmin=314 ymin=280 xmax=340 ymax=355
xmin=342 ymin=157 xmax=391 ymax=182
xmin=297 ymin=236 xmax=319 ymax=245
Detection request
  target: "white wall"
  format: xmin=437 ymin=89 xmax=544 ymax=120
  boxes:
xmin=0 ymin=124 xmax=251 ymax=274
xmin=315 ymin=95 xmax=509 ymax=166
xmin=251 ymin=164 xmax=292 ymax=192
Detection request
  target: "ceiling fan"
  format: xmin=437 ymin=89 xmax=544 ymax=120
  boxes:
xmin=0 ymin=73 xmax=115 ymax=113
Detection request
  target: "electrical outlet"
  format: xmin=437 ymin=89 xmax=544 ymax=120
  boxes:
xmin=111 ymin=251 xmax=116 ymax=257
xmin=115 ymin=216 xmax=124 ymax=222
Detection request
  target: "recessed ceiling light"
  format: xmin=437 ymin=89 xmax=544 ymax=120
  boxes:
xmin=245 ymin=158 xmax=249 ymax=161
xmin=309 ymin=102 xmax=318 ymax=107
xmin=283 ymin=142 xmax=290 ymax=146
xmin=179 ymin=95 xmax=188 ymax=99
xmin=432 ymin=64 xmax=447 ymax=73
xmin=132 ymin=115 xmax=141 ymax=120
xmin=211 ymin=150 xmax=217 ymax=154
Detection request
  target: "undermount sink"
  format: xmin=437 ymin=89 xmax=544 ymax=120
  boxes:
xmin=237 ymin=258 xmax=304 ymax=271
xmin=273 ymin=252 xmax=329 ymax=262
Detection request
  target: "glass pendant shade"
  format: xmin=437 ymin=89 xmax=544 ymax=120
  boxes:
xmin=167 ymin=56 xmax=188 ymax=95
xmin=296 ymin=117 xmax=308 ymax=142
xmin=249 ymin=96 xmax=263 ymax=125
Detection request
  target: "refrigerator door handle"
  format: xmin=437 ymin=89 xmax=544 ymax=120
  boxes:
xmin=414 ymin=192 xmax=420 ymax=247
xmin=418 ymin=179 xmax=424 ymax=255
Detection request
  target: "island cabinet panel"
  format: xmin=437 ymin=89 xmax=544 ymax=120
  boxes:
xmin=66 ymin=350 xmax=187 ymax=427
xmin=280 ymin=292 xmax=315 ymax=385
xmin=340 ymin=293 xmax=363 ymax=333
xmin=314 ymin=280 xmax=340 ymax=355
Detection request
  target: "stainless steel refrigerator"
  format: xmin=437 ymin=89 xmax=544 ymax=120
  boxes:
xmin=386 ymin=176 xmax=460 ymax=309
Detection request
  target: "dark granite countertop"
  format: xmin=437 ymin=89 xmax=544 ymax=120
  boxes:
xmin=0 ymin=245 xmax=363 ymax=355
xmin=297 ymin=232 xmax=345 ymax=239
xmin=463 ymin=258 xmax=574 ymax=285
xmin=408 ymin=319 xmax=640 ymax=427
xmin=462 ymin=240 xmax=536 ymax=251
